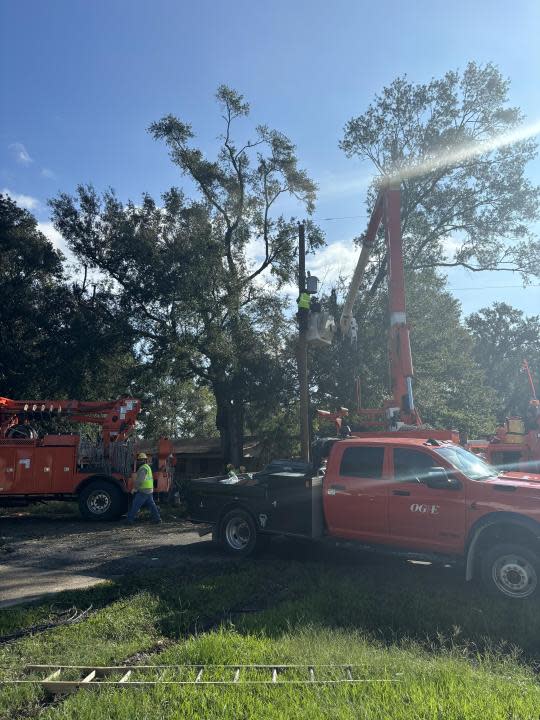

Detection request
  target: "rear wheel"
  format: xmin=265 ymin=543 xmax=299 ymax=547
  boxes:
xmin=220 ymin=508 xmax=257 ymax=557
xmin=78 ymin=480 xmax=126 ymax=521
xmin=481 ymin=543 xmax=539 ymax=600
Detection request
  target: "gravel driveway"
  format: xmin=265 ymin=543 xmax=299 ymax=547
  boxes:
xmin=0 ymin=505 xmax=214 ymax=607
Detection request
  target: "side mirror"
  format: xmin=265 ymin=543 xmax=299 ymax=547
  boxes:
xmin=425 ymin=467 xmax=462 ymax=490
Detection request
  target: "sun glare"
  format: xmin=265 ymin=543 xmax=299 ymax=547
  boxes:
xmin=389 ymin=119 xmax=540 ymax=183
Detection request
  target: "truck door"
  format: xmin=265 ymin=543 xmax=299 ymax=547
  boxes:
xmin=324 ymin=444 xmax=388 ymax=542
xmin=387 ymin=447 xmax=466 ymax=553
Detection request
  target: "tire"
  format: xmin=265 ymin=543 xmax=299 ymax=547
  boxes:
xmin=78 ymin=480 xmax=127 ymax=521
xmin=481 ymin=543 xmax=540 ymax=600
xmin=220 ymin=508 xmax=258 ymax=557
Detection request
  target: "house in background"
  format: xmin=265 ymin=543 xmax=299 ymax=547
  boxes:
xmin=138 ymin=437 xmax=262 ymax=484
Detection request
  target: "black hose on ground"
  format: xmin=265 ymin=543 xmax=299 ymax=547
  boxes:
xmin=0 ymin=605 xmax=93 ymax=644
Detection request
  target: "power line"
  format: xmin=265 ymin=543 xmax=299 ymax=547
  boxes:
xmin=317 ymin=214 xmax=369 ymax=221
xmin=447 ymin=284 xmax=540 ymax=291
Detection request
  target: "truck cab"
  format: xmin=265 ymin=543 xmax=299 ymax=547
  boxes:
xmin=323 ymin=436 xmax=540 ymax=599
xmin=190 ymin=436 xmax=540 ymax=601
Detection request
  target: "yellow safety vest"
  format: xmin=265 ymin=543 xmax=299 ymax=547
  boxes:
xmin=140 ymin=463 xmax=154 ymax=490
xmin=298 ymin=292 xmax=310 ymax=310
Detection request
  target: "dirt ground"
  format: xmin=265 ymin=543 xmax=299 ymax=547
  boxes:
xmin=0 ymin=503 xmax=459 ymax=609
xmin=0 ymin=504 xmax=215 ymax=607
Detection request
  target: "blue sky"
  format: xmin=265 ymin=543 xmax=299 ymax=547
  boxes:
xmin=1 ymin=0 xmax=539 ymax=317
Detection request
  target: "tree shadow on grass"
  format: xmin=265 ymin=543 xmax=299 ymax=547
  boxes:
xmin=233 ymin=538 xmax=540 ymax=664
xmin=3 ymin=533 xmax=539 ymax=667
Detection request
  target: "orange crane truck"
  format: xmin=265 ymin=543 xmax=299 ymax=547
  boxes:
xmin=468 ymin=361 xmax=540 ymax=474
xmin=0 ymin=397 xmax=172 ymax=519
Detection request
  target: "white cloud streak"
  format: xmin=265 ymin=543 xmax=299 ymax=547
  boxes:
xmin=8 ymin=142 xmax=33 ymax=165
xmin=37 ymin=222 xmax=73 ymax=259
xmin=1 ymin=187 xmax=40 ymax=210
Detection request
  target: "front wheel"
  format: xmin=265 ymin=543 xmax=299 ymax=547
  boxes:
xmin=220 ymin=508 xmax=257 ymax=557
xmin=481 ymin=543 xmax=539 ymax=600
xmin=79 ymin=480 xmax=127 ymax=521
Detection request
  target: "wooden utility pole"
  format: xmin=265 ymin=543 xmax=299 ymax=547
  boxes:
xmin=297 ymin=221 xmax=310 ymax=462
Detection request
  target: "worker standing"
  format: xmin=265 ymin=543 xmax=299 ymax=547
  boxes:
xmin=126 ymin=453 xmax=162 ymax=524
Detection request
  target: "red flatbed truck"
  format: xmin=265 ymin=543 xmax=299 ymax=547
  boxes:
xmin=0 ymin=397 xmax=172 ymax=519
xmin=188 ymin=431 xmax=540 ymax=600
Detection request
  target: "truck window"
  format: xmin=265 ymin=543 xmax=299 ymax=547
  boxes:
xmin=393 ymin=448 xmax=440 ymax=483
xmin=339 ymin=446 xmax=384 ymax=478
xmin=434 ymin=445 xmax=496 ymax=481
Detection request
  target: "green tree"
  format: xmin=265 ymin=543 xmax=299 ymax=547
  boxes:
xmin=407 ymin=272 xmax=497 ymax=436
xmin=0 ymin=193 xmax=134 ymax=401
xmin=0 ymin=193 xmax=65 ymax=397
xmin=466 ymin=302 xmax=540 ymax=420
xmin=50 ymin=86 xmax=323 ymax=464
xmin=137 ymin=376 xmax=217 ymax=441
xmin=341 ymin=62 xmax=540 ymax=294
xmin=310 ymin=270 xmax=497 ymax=437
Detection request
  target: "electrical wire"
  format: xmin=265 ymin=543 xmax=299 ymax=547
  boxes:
xmin=317 ymin=214 xmax=369 ymax=221
xmin=313 ymin=217 xmax=540 ymax=291
xmin=446 ymin=284 xmax=540 ymax=291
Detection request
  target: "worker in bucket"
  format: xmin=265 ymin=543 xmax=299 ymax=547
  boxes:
xmin=297 ymin=290 xmax=311 ymax=331
xmin=126 ymin=453 xmax=162 ymax=524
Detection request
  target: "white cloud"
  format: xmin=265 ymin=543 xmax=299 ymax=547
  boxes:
xmin=440 ymin=235 xmax=461 ymax=260
xmin=37 ymin=222 xmax=68 ymax=254
xmin=270 ymin=240 xmax=362 ymax=302
xmin=246 ymin=236 xmax=361 ymax=302
xmin=305 ymin=240 xmax=360 ymax=293
xmin=1 ymin=187 xmax=40 ymax=210
xmin=8 ymin=142 xmax=33 ymax=165
xmin=41 ymin=168 xmax=56 ymax=179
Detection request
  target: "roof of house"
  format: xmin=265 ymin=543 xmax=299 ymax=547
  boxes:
xmin=138 ymin=436 xmax=262 ymax=458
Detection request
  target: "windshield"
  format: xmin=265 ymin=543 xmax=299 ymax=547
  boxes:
xmin=434 ymin=445 xmax=497 ymax=481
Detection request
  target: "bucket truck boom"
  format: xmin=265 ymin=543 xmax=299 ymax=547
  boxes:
xmin=325 ymin=182 xmax=420 ymax=429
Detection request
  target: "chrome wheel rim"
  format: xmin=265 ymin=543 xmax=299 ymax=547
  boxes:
xmin=225 ymin=517 xmax=251 ymax=550
xmin=87 ymin=490 xmax=111 ymax=515
xmin=492 ymin=554 xmax=537 ymax=599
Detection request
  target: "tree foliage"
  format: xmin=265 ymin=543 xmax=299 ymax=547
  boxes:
xmin=466 ymin=302 xmax=540 ymax=420
xmin=0 ymin=194 xmax=132 ymax=400
xmin=50 ymin=86 xmax=323 ymax=463
xmin=341 ymin=62 xmax=540 ymax=294
xmin=137 ymin=376 xmax=217 ymax=441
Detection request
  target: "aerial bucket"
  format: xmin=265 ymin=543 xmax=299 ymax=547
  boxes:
xmin=307 ymin=312 xmax=336 ymax=346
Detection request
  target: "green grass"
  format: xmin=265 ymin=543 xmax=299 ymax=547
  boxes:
xmin=46 ymin=630 xmax=539 ymax=720
xmin=0 ymin=562 xmax=284 ymax=719
xmin=1 ymin=547 xmax=540 ymax=719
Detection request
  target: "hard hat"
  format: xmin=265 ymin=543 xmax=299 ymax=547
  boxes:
xmin=137 ymin=452 xmax=148 ymax=461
